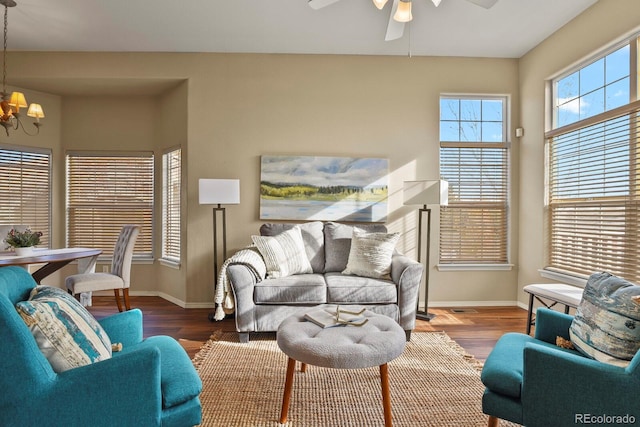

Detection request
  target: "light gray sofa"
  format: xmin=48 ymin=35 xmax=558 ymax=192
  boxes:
xmin=227 ymin=221 xmax=424 ymax=343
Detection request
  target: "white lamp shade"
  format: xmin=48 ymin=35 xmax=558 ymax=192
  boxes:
xmin=199 ymin=179 xmax=240 ymax=205
xmin=27 ymin=103 xmax=45 ymax=119
xmin=403 ymin=180 xmax=449 ymax=206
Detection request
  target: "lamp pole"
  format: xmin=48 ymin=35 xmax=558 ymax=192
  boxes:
xmin=416 ymin=204 xmax=435 ymax=321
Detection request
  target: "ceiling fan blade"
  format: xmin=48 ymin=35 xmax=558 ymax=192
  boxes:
xmin=308 ymin=0 xmax=342 ymax=10
xmin=384 ymin=0 xmax=405 ymax=41
xmin=465 ymin=0 xmax=498 ymax=9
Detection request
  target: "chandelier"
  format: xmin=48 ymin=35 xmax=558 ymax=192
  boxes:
xmin=0 ymin=0 xmax=44 ymax=136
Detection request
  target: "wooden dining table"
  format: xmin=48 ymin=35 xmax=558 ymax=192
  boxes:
xmin=0 ymin=247 xmax=102 ymax=284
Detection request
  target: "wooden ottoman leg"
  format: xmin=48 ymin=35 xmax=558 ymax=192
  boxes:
xmin=379 ymin=363 xmax=393 ymax=427
xmin=280 ymin=357 xmax=297 ymax=423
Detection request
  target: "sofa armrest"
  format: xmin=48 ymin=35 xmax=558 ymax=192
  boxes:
xmin=391 ymin=253 xmax=424 ymax=332
xmin=228 ymin=264 xmax=261 ymax=333
xmin=533 ymin=307 xmax=573 ymax=344
xmin=98 ymin=308 xmax=144 ymax=347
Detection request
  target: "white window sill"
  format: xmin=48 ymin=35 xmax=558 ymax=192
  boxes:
xmin=159 ymin=258 xmax=181 ymax=269
xmin=437 ymin=264 xmax=514 ymax=272
xmin=538 ymin=268 xmax=587 ymax=288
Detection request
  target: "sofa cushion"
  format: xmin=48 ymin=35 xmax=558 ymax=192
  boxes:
xmin=325 ymin=273 xmax=397 ymax=304
xmin=254 ymin=274 xmax=327 ymax=304
xmin=324 ymin=222 xmax=387 ymax=272
xmin=15 ymin=285 xmax=112 ymax=373
xmin=343 ymin=230 xmax=400 ymax=279
xmin=569 ymin=272 xmax=640 ymax=367
xmin=252 ymin=226 xmax=313 ymax=278
xmin=260 ymin=221 xmax=325 ymax=273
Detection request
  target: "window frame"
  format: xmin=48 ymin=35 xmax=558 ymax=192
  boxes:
xmin=160 ymin=146 xmax=181 ymax=266
xmin=0 ymin=143 xmax=52 ymax=248
xmin=438 ymin=94 xmax=511 ymax=268
xmin=66 ymin=150 xmax=154 ymax=261
xmin=545 ymin=33 xmax=640 ymax=283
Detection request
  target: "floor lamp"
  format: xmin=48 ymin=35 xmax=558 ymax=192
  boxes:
xmin=403 ymin=180 xmax=449 ymax=321
xmin=199 ymin=178 xmax=240 ymax=320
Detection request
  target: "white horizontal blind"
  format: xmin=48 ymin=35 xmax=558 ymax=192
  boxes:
xmin=440 ymin=146 xmax=509 ymax=263
xmin=0 ymin=146 xmax=51 ymax=247
xmin=66 ymin=152 xmax=153 ymax=258
xmin=162 ymin=148 xmax=181 ymax=263
xmin=547 ymin=101 xmax=640 ymax=282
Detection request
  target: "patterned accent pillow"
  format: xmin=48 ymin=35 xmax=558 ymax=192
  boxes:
xmin=569 ymin=272 xmax=640 ymax=367
xmin=16 ymin=285 xmax=112 ymax=373
xmin=323 ymin=222 xmax=388 ymax=273
xmin=252 ymin=226 xmax=313 ymax=278
xmin=342 ymin=229 xmax=400 ymax=280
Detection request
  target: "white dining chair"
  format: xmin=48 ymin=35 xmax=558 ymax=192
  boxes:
xmin=66 ymin=225 xmax=140 ymax=311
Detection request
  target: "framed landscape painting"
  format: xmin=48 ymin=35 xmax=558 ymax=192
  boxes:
xmin=260 ymin=155 xmax=389 ymax=222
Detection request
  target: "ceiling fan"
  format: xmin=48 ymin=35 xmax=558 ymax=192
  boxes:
xmin=308 ymin=0 xmax=499 ymax=41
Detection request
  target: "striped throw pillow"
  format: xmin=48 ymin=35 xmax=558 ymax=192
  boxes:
xmin=16 ymin=286 xmax=112 ymax=373
xmin=342 ymin=229 xmax=400 ymax=279
xmin=252 ymin=226 xmax=313 ymax=278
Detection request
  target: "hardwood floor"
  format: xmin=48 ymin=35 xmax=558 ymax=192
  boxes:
xmin=87 ymin=296 xmax=529 ymax=360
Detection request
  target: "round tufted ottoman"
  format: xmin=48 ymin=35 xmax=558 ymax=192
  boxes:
xmin=276 ymin=305 xmax=406 ymax=427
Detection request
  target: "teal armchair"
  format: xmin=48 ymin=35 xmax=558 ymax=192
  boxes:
xmin=0 ymin=266 xmax=202 ymax=426
xmin=481 ymin=307 xmax=640 ymax=427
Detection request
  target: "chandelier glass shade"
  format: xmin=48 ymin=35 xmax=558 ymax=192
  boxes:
xmin=373 ymin=0 xmax=389 ymax=10
xmin=393 ymin=1 xmax=413 ymax=22
xmin=0 ymin=0 xmax=44 ymax=136
xmin=373 ymin=0 xmax=444 ymax=23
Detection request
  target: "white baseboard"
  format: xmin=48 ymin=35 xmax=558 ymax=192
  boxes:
xmin=91 ymin=292 xmax=521 ymax=311
xmin=89 ymin=290 xmax=215 ymax=310
xmin=429 ymin=300 xmax=520 ymax=307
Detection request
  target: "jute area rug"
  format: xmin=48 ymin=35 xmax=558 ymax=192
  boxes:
xmin=193 ymin=331 xmax=520 ymax=427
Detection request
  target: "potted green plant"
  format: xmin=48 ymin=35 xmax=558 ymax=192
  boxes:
xmin=5 ymin=228 xmax=43 ymax=256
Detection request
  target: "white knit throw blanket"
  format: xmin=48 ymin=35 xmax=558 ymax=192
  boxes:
xmin=213 ymin=246 xmax=266 ymax=321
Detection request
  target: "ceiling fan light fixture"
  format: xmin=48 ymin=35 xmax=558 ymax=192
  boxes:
xmin=372 ymin=0 xmax=389 ymax=10
xmin=431 ymin=0 xmax=442 ymax=6
xmin=393 ymin=0 xmax=412 ymax=22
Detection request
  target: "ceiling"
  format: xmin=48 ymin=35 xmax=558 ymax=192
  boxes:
xmin=7 ymin=0 xmax=598 ymax=58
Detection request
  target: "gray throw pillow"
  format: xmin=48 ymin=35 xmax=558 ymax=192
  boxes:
xmin=569 ymin=272 xmax=640 ymax=367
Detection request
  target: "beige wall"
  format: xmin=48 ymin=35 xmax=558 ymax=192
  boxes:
xmin=517 ymin=0 xmax=640 ymax=305
xmin=6 ymin=52 xmax=520 ymax=307
xmin=19 ymin=0 xmax=639 ymax=307
xmin=154 ymin=80 xmax=189 ymax=303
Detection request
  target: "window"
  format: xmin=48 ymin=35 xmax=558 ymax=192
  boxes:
xmin=161 ymin=147 xmax=181 ymax=264
xmin=439 ymin=96 xmax=510 ymax=264
xmin=66 ymin=151 xmax=154 ymax=259
xmin=554 ymin=44 xmax=631 ymax=128
xmin=0 ymin=145 xmax=51 ymax=247
xmin=546 ymin=34 xmax=640 ymax=282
